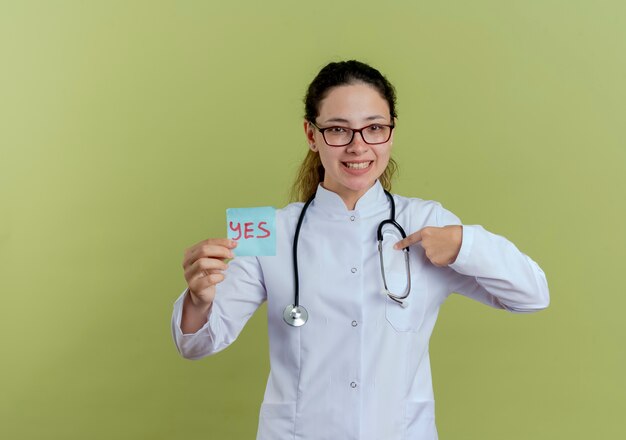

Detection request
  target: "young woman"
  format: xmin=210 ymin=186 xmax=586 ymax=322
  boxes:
xmin=172 ymin=60 xmax=549 ymax=440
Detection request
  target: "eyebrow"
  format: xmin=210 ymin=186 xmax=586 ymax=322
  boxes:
xmin=322 ymin=115 xmax=388 ymax=125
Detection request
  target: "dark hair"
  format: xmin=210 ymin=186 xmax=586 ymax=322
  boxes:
xmin=304 ymin=60 xmax=398 ymax=122
xmin=291 ymin=60 xmax=399 ymax=202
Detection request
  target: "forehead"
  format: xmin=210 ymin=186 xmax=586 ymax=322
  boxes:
xmin=317 ymin=82 xmax=390 ymax=123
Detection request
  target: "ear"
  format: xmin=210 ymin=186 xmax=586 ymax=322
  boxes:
xmin=303 ymin=120 xmax=318 ymax=151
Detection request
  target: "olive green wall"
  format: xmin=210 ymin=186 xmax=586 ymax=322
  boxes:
xmin=1 ymin=1 xmax=624 ymax=438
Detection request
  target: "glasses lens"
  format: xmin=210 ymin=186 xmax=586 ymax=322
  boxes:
xmin=362 ymin=125 xmax=392 ymax=144
xmin=323 ymin=127 xmax=353 ymax=146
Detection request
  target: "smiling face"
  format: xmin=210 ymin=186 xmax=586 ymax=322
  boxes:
xmin=304 ymin=82 xmax=394 ymax=209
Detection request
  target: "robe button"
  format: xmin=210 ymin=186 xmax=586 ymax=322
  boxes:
xmin=350 ymin=215 xmax=355 ymax=221
xmin=350 ymin=382 xmax=357 ymax=389
xmin=351 ymin=320 xmax=358 ymax=327
xmin=351 ymin=267 xmax=357 ymax=273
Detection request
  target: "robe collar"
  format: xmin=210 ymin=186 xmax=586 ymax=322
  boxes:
xmin=311 ymin=180 xmax=389 ymax=217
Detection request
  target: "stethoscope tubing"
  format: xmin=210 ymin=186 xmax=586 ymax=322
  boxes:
xmin=292 ymin=195 xmax=315 ymax=308
xmin=285 ymin=189 xmax=411 ymax=326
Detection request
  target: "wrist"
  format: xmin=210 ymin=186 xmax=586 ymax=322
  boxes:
xmin=186 ymin=289 xmax=213 ymax=312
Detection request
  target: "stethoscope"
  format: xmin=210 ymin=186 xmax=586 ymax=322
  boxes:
xmin=283 ymin=190 xmax=412 ymax=327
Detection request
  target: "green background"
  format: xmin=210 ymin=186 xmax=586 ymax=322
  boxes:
xmin=1 ymin=0 xmax=624 ymax=438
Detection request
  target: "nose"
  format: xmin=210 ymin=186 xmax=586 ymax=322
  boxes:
xmin=346 ymin=131 xmax=368 ymax=154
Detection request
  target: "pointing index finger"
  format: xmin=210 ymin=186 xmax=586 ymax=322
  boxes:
xmin=394 ymin=229 xmax=422 ymax=250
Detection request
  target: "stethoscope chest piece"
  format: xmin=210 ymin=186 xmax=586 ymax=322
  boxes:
xmin=283 ymin=304 xmax=309 ymax=327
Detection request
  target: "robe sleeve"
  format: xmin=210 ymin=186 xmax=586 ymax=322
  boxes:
xmin=171 ymin=255 xmax=267 ymax=359
xmin=437 ymin=204 xmax=550 ymax=312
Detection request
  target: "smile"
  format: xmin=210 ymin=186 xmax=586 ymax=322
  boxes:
xmin=342 ymin=161 xmax=372 ymax=170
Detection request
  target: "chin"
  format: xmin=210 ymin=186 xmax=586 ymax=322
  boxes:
xmin=341 ymin=177 xmax=378 ymax=193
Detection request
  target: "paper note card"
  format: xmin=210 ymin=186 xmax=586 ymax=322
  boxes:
xmin=226 ymin=206 xmax=276 ymax=256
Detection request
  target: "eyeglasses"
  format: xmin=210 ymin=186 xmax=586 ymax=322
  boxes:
xmin=310 ymin=121 xmax=395 ymax=147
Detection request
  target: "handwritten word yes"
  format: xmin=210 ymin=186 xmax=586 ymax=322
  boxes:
xmin=228 ymin=221 xmax=271 ymax=241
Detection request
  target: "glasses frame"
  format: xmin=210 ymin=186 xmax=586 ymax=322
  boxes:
xmin=310 ymin=121 xmax=395 ymax=147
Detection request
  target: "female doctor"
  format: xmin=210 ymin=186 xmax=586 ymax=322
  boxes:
xmin=172 ymin=60 xmax=550 ymax=440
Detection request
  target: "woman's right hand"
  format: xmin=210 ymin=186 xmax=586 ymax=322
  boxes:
xmin=182 ymin=238 xmax=238 ymax=307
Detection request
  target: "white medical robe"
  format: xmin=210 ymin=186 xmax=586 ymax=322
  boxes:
xmin=171 ymin=180 xmax=549 ymax=440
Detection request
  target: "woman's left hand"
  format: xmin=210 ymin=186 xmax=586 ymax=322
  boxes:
xmin=394 ymin=225 xmax=463 ymax=267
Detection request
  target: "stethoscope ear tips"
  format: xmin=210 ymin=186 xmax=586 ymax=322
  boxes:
xmin=400 ymin=300 xmax=409 ymax=308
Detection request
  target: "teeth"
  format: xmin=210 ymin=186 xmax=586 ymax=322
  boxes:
xmin=345 ymin=162 xmax=371 ymax=169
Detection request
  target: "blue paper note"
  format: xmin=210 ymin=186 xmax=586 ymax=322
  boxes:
xmin=226 ymin=206 xmax=276 ymax=256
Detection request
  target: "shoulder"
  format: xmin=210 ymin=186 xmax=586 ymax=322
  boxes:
xmin=391 ymin=192 xmax=462 ymax=226
xmin=277 ymin=200 xmax=304 ymax=217
xmin=392 ymin=193 xmax=441 ymax=214
xmin=275 ymin=200 xmax=305 ymax=228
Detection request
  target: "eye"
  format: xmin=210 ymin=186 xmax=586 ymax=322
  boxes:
xmin=367 ymin=124 xmax=384 ymax=131
xmin=327 ymin=127 xmax=349 ymax=134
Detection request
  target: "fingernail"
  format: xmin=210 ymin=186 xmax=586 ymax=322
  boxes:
xmin=393 ymin=244 xmax=399 ymax=250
